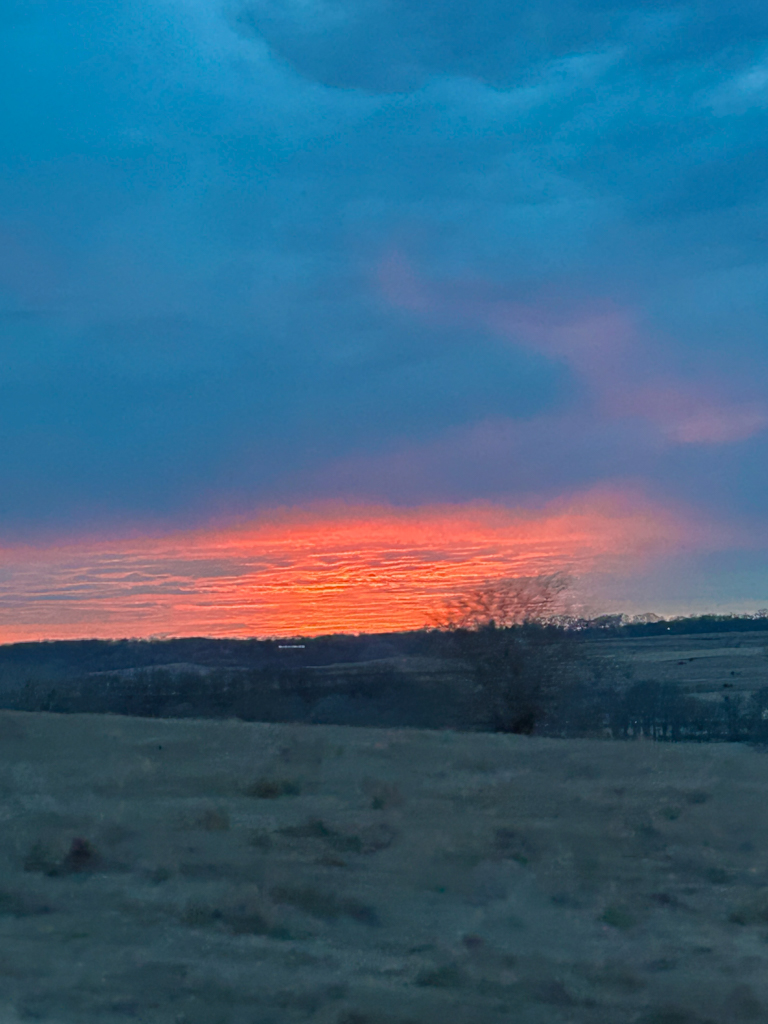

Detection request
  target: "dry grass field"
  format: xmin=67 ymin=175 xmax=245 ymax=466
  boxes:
xmin=2 ymin=709 xmax=768 ymax=1023
xmin=587 ymin=631 xmax=768 ymax=697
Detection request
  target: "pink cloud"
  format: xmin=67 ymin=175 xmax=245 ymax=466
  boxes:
xmin=620 ymin=386 xmax=768 ymax=444
xmin=377 ymin=250 xmax=768 ymax=447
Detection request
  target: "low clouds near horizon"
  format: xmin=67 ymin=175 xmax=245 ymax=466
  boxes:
xmin=0 ymin=488 xmax=740 ymax=642
xmin=1 ymin=0 xmax=768 ymax=633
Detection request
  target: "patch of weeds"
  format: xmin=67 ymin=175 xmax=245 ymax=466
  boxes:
xmin=108 ymin=998 xmax=142 ymax=1015
xmin=270 ymin=885 xmax=379 ymax=925
xmin=279 ymin=738 xmax=325 ymax=766
xmin=0 ymin=714 xmax=26 ymax=740
xmin=279 ymin=818 xmax=395 ymax=855
xmin=0 ymin=889 xmax=52 ymax=917
xmin=100 ymin=824 xmax=135 ymax=846
xmin=181 ymin=896 xmax=286 ymax=938
xmin=274 ymin=984 xmax=347 ymax=1014
xmin=147 ymin=866 xmax=172 ymax=883
xmin=177 ymin=977 xmax=242 ymax=1011
xmin=248 ymin=829 xmax=273 ymax=850
xmin=649 ymin=892 xmax=682 ymax=908
xmin=684 ymin=791 xmax=711 ymax=805
xmin=182 ymin=902 xmax=224 ymax=928
xmin=659 ymin=806 xmax=682 ymax=821
xmin=317 ymin=854 xmax=348 ymax=868
xmin=646 ymin=959 xmax=678 ymax=972
xmin=729 ymin=891 xmax=768 ymax=925
xmin=273 ymin=990 xmax=323 ymax=1014
xmin=196 ymin=808 xmax=229 ymax=831
xmin=23 ymin=841 xmax=59 ymax=875
xmin=358 ymin=823 xmax=396 ymax=853
xmin=552 ymin=892 xmax=581 ymax=907
xmin=177 ymin=863 xmax=223 ymax=881
xmin=601 ymin=904 xmax=637 ymax=929
xmin=61 ymin=838 xmax=99 ymax=873
xmin=635 ymin=1007 xmax=717 ymax=1024
xmin=493 ymin=828 xmax=534 ymax=864
xmin=280 ymin=819 xmax=364 ymax=854
xmin=246 ymin=778 xmax=301 ymax=799
xmin=282 ymin=949 xmax=325 ymax=968
xmin=581 ymin=962 xmax=646 ymax=991
xmin=24 ymin=838 xmax=100 ymax=877
xmin=721 ymin=984 xmax=763 ymax=1020
xmin=225 ymin=906 xmax=274 ymax=936
xmin=362 ymin=779 xmax=404 ymax=811
xmin=625 ymin=816 xmax=664 ymax=849
xmin=338 ymin=1014 xmax=418 ymax=1024
xmin=524 ymin=980 xmax=575 ymax=1006
xmin=414 ymin=964 xmax=466 ymax=989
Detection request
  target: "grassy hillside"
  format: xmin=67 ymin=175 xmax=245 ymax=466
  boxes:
xmin=1 ymin=710 xmax=768 ymax=1023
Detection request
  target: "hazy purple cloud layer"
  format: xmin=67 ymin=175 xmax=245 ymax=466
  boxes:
xmin=2 ymin=0 xmax=768 ymax=613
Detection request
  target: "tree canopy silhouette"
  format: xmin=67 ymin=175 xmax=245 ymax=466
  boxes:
xmin=432 ymin=573 xmax=592 ymax=734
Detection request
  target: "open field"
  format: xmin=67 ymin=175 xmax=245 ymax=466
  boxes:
xmin=2 ymin=710 xmax=768 ymax=1023
xmin=585 ymin=632 xmax=768 ymax=697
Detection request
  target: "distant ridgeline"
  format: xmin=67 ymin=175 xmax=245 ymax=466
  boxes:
xmin=575 ymin=612 xmax=768 ymax=638
xmin=0 ymin=614 xmax=767 ymax=742
xmin=0 ymin=612 xmax=766 ymax=675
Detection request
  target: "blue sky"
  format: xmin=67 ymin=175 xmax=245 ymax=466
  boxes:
xmin=2 ymin=0 xmax=768 ymax=629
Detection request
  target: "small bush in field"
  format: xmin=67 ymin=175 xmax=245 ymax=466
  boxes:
xmin=245 ymin=778 xmax=301 ymax=798
xmin=729 ymin=890 xmax=768 ymax=925
xmin=270 ymin=884 xmax=378 ymax=925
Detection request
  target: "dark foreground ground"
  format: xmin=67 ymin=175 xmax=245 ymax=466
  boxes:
xmin=2 ymin=710 xmax=768 ymax=1023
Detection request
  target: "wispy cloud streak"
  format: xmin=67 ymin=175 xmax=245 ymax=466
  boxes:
xmin=380 ymin=252 xmax=768 ymax=447
xmin=0 ymin=490 xmax=726 ymax=641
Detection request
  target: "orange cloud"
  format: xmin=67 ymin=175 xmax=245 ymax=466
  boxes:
xmin=0 ymin=489 xmax=725 ymax=642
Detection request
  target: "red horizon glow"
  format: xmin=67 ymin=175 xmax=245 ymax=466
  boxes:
xmin=0 ymin=489 xmax=724 ymax=642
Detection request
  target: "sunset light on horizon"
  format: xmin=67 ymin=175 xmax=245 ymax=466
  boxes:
xmin=5 ymin=4 xmax=768 ymax=1017
xmin=2 ymin=0 xmax=768 ymax=639
xmin=0 ymin=489 xmax=729 ymax=643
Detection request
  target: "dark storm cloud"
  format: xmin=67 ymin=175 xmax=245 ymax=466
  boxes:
xmin=1 ymin=0 xmax=768 ymax=551
xmin=232 ymin=0 xmax=768 ymax=92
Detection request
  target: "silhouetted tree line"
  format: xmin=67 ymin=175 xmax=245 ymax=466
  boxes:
xmin=5 ymin=637 xmax=768 ymax=744
xmin=575 ymin=612 xmax=768 ymax=638
xmin=428 ymin=577 xmax=768 ymax=742
xmin=593 ymin=681 xmax=768 ymax=743
xmin=2 ymin=573 xmax=767 ymax=741
xmin=0 ymin=609 xmax=766 ymax=684
xmin=1 ymin=664 xmax=472 ymax=731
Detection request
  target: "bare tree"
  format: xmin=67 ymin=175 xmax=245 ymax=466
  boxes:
xmin=431 ymin=573 xmax=590 ymax=734
xmin=432 ymin=572 xmax=572 ymax=631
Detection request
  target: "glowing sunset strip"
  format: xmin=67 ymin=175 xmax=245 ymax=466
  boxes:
xmin=0 ymin=490 xmax=720 ymax=641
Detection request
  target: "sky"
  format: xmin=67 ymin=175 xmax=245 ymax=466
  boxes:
xmin=1 ymin=0 xmax=768 ymax=638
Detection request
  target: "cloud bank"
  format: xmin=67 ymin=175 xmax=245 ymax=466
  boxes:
xmin=1 ymin=0 xmax=767 ymax=631
xmin=0 ymin=488 xmax=731 ymax=641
